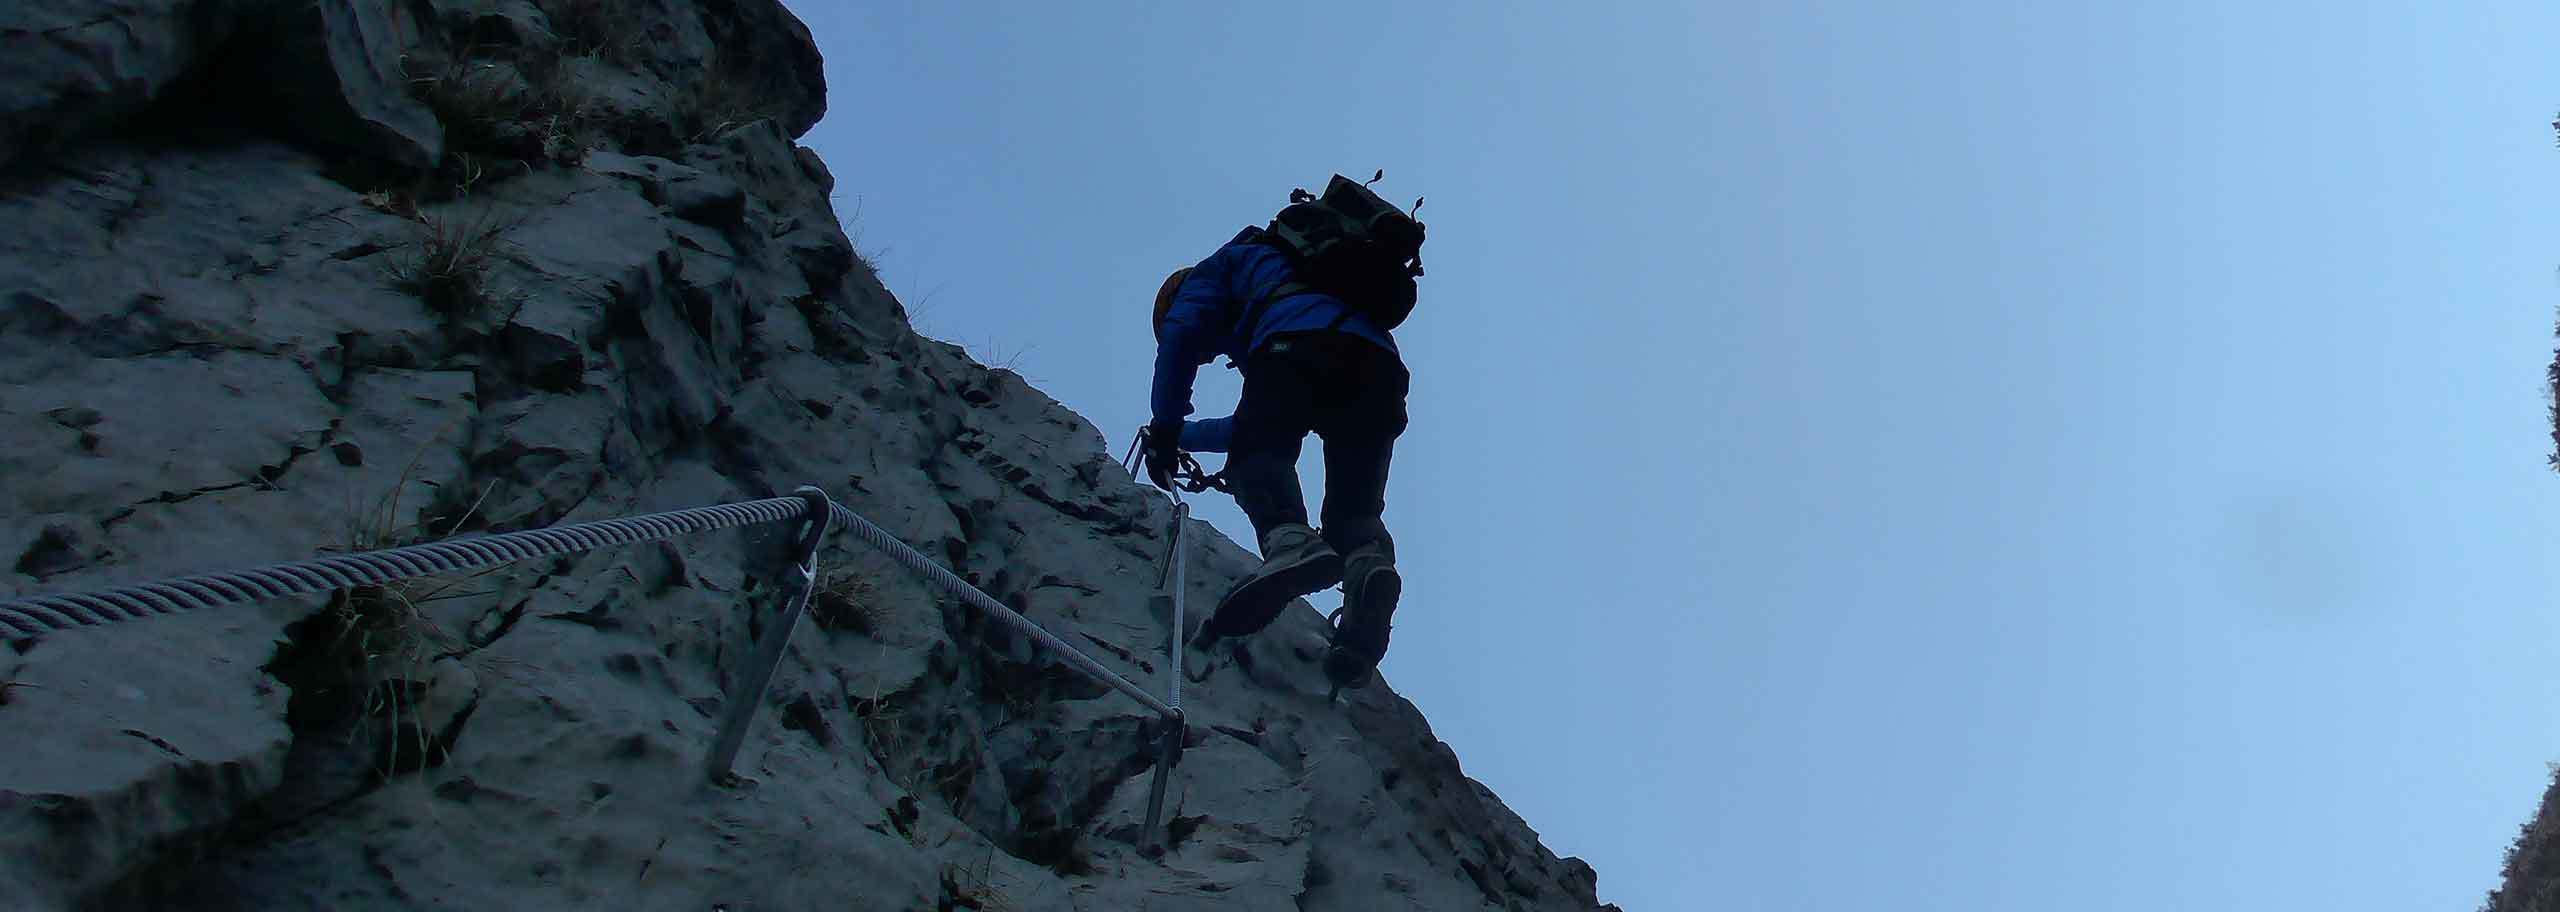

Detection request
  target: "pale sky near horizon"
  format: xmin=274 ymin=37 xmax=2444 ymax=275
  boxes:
xmin=780 ymin=3 xmax=2560 ymax=908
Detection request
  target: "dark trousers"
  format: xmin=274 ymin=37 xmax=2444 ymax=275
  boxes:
xmin=1225 ymin=331 xmax=1410 ymax=558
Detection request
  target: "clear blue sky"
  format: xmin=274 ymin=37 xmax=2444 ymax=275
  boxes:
xmin=779 ymin=3 xmax=2560 ymax=908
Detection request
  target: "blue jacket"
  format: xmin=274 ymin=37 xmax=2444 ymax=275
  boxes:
xmin=1151 ymin=228 xmax=1398 ymax=453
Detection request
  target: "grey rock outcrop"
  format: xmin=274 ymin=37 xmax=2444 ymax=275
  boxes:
xmin=2490 ymin=770 xmax=2560 ymax=911
xmin=1 ymin=0 xmax=448 ymax=174
xmin=0 ymin=2 xmax=1620 ymax=910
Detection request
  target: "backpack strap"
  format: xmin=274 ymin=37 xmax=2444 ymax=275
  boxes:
xmin=1234 ymin=277 xmax=1313 ymax=351
xmin=1226 ymin=225 xmax=1296 ymax=338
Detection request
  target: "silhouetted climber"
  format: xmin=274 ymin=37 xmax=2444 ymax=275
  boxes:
xmin=1141 ymin=172 xmax=1427 ymax=694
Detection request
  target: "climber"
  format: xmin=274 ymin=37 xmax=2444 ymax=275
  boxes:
xmin=1141 ymin=172 xmax=1426 ymax=693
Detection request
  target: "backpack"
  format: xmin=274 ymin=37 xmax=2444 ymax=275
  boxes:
xmin=1150 ymin=172 xmax=1426 ymax=341
xmin=1253 ymin=171 xmax=1427 ymax=330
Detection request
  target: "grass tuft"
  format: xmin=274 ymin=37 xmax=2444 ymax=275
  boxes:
xmin=386 ymin=206 xmax=520 ymax=317
xmin=674 ymin=50 xmax=787 ymax=143
xmin=534 ymin=0 xmax=654 ymax=65
xmin=941 ymin=844 xmax=1022 ymax=911
xmin=809 ymin=572 xmax=888 ymax=636
xmin=279 ymin=422 xmax=500 ymax=779
xmin=407 ymin=47 xmax=608 ymax=174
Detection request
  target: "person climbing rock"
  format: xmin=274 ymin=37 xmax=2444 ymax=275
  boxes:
xmin=1141 ymin=172 xmax=1426 ymax=692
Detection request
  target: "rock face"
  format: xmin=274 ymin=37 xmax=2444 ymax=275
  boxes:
xmin=2488 ymin=770 xmax=2560 ymax=912
xmin=0 ymin=2 xmax=1619 ymax=910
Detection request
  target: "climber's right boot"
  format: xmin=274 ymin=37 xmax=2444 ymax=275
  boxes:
xmin=1323 ymin=541 xmax=1402 ymax=696
xmin=1190 ymin=524 xmax=1342 ymax=649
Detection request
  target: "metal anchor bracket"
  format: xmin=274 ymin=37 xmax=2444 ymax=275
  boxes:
xmin=703 ymin=487 xmax=837 ymax=786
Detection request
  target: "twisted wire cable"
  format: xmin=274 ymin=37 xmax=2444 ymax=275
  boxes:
xmin=0 ymin=491 xmax=1178 ymax=724
xmin=0 ymin=497 xmax=812 ymax=639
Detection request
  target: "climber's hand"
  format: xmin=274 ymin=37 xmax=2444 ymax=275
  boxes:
xmin=1142 ymin=421 xmax=1183 ymax=491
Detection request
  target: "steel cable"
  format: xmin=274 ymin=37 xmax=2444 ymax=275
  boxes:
xmin=0 ymin=498 xmax=809 ymax=639
xmin=0 ymin=491 xmax=1179 ymax=724
xmin=827 ymin=502 xmax=1176 ymax=720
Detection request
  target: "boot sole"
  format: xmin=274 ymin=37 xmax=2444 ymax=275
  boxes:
xmin=1206 ymin=551 xmax=1345 ymax=640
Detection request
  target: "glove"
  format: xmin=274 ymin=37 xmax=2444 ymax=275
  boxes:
xmin=1142 ymin=420 xmax=1184 ymax=491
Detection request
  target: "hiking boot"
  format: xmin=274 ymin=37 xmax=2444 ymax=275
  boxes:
xmin=1324 ymin=543 xmax=1401 ymax=691
xmin=1196 ymin=524 xmax=1342 ymax=645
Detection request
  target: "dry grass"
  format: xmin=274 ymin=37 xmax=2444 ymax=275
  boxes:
xmin=386 ymin=205 xmax=520 ymax=316
xmin=852 ymin=645 xmax=925 ymax=796
xmin=809 ymin=572 xmax=890 ymax=636
xmin=535 ymin=0 xmax=654 ymax=64
xmin=407 ymin=47 xmax=609 ymax=172
xmin=941 ymin=844 xmax=1021 ymax=911
xmin=296 ymin=425 xmax=501 ymax=778
xmin=849 ymin=642 xmax=990 ymax=832
xmin=320 ymin=581 xmax=467 ymax=774
xmin=410 ymin=53 xmax=524 ymax=158
xmin=410 ymin=0 xmax=810 ymax=171
xmin=948 ymin=337 xmax=1036 ymax=381
xmin=674 ymin=49 xmax=787 ymax=143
